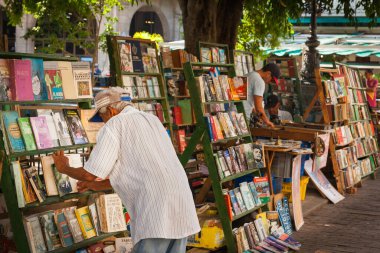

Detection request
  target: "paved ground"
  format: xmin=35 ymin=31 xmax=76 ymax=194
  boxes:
xmin=293 ymin=175 xmax=380 ymax=253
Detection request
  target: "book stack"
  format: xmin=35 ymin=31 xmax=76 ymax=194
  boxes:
xmin=355 ymin=137 xmax=378 ymax=158
xmin=132 ymin=102 xmax=165 ymax=123
xmin=205 ymin=108 xmax=249 ymax=142
xmin=1 ymin=109 xmax=102 ymax=155
xmin=329 ymin=104 xmax=349 ymax=122
xmin=332 ymin=125 xmax=353 ymax=146
xmin=215 ymin=143 xmax=265 ymax=179
xmin=323 ymin=79 xmax=346 ymax=105
xmin=121 ymin=75 xmax=161 ymax=99
xmin=118 ymin=40 xmax=159 ymax=73
xmin=195 ymin=71 xmax=243 ymax=102
xmin=233 ymin=213 xmax=301 ymax=253
xmin=0 ymin=59 xmax=92 ymax=102
xmin=349 ymin=105 xmax=370 ymax=121
xmin=234 ymin=51 xmax=254 ymax=76
xmin=200 ymin=46 xmax=227 ymax=64
xmin=24 ymin=194 xmax=127 ymax=252
xmin=349 ymin=121 xmax=374 ymax=139
xmin=169 ymin=49 xmax=198 ymax=68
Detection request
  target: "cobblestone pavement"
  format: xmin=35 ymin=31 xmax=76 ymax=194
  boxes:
xmin=293 ymin=176 xmax=380 ymax=253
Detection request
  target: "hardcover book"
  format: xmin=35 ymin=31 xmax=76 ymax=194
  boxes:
xmin=44 ymin=61 xmax=64 ymax=99
xmin=54 ymin=210 xmax=74 ymax=247
xmin=119 ymin=42 xmax=134 ymax=72
xmin=97 ymin=194 xmax=127 ymax=233
xmin=37 ymin=110 xmax=60 ymax=147
xmin=30 ymin=116 xmax=54 ymax=149
xmin=41 ymin=155 xmax=59 ymax=196
xmin=75 ymin=206 xmax=96 ymax=239
xmin=39 ymin=211 xmax=62 ymax=250
xmin=24 ymin=58 xmax=49 ymax=100
xmin=57 ymin=61 xmax=75 ymax=99
xmin=64 ymin=109 xmax=89 ymax=144
xmin=24 ymin=215 xmax=47 ymax=253
xmin=130 ymin=41 xmax=144 ymax=73
xmin=63 ymin=207 xmax=84 ymax=243
xmin=52 ymin=110 xmax=73 ymax=146
xmin=2 ymin=111 xmax=25 ymax=152
xmin=72 ymin=61 xmax=93 ymax=98
xmin=0 ymin=59 xmax=10 ymax=101
xmin=9 ymin=59 xmax=34 ymax=101
xmin=18 ymin=117 xmax=37 ymax=151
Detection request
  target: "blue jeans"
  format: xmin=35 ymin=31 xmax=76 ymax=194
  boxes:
xmin=132 ymin=238 xmax=187 ymax=253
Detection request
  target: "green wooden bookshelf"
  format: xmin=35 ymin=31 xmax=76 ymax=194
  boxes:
xmin=180 ymin=59 xmax=263 ymax=253
xmin=0 ymin=53 xmax=124 ymax=253
xmin=106 ymin=35 xmax=173 ymax=138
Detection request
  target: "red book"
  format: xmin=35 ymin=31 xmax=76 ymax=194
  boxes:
xmin=9 ymin=59 xmax=34 ymax=101
xmin=209 ymin=115 xmax=219 ymax=141
xmin=224 ymin=192 xmax=233 ymax=220
xmin=176 ymin=129 xmax=187 ymax=153
xmin=173 ymin=106 xmax=183 ymax=125
xmin=155 ymin=103 xmax=164 ymax=122
xmin=87 ymin=242 xmax=104 ymax=253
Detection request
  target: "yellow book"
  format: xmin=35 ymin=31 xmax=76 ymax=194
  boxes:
xmin=255 ymin=212 xmax=270 ymax=236
xmin=75 ymin=206 xmax=96 ymax=239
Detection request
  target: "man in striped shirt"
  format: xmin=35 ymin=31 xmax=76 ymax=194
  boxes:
xmin=53 ymin=88 xmax=200 ymax=253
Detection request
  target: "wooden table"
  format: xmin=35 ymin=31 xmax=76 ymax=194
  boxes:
xmin=251 ymin=125 xmax=328 ymax=142
xmin=263 ymin=144 xmax=314 ymax=195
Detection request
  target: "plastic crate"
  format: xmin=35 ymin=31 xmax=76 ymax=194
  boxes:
xmin=282 ymin=176 xmax=310 ymax=202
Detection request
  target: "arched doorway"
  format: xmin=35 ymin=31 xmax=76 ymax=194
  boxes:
xmin=129 ymin=9 xmax=163 ymax=37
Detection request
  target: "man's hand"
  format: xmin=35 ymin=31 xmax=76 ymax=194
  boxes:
xmin=52 ymin=150 xmax=69 ymax=174
xmin=77 ymin=179 xmax=112 ymax=192
xmin=77 ymin=181 xmax=91 ymax=192
xmin=265 ymin=120 xmax=275 ymax=128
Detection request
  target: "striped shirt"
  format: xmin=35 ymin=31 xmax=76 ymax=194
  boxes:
xmin=84 ymin=106 xmax=200 ymax=245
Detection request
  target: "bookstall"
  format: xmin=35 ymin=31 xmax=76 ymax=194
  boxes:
xmin=0 ymin=52 xmax=131 ymax=252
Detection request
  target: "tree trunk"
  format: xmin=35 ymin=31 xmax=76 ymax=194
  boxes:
xmin=179 ymin=0 xmax=243 ymax=56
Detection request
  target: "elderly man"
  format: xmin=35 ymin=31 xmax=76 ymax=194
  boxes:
xmin=53 ymin=88 xmax=200 ymax=253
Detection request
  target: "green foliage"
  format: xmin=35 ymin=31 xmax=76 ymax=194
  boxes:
xmin=237 ymin=0 xmax=380 ymax=58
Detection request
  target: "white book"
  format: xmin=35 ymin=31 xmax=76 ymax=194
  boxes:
xmin=52 ymin=110 xmax=73 ymax=146
xmin=98 ymin=194 xmax=126 ymax=233
xmin=37 ymin=109 xmax=60 ymax=147
xmin=254 ymin=218 xmax=267 ymax=242
xmin=71 ymin=61 xmax=93 ymax=99
xmin=239 ymin=182 xmax=255 ymax=210
xmin=115 ymin=237 xmax=133 ymax=253
xmin=24 ymin=215 xmax=47 ymax=253
xmin=89 ymin=203 xmax=101 ymax=236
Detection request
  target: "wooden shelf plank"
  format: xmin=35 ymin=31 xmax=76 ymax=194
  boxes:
xmin=220 ymin=168 xmax=260 ymax=184
xmin=0 ymin=98 xmax=92 ymax=106
xmin=232 ymin=203 xmax=266 ymax=221
xmin=9 ymin=143 xmax=94 ymax=159
xmin=49 ymin=232 xmax=123 ymax=253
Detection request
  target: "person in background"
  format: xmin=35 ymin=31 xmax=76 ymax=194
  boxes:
xmin=52 ymin=88 xmax=200 ymax=253
xmin=244 ymin=63 xmax=281 ymax=128
xmin=365 ymin=69 xmax=378 ymax=108
xmin=265 ymin=94 xmax=293 ymax=124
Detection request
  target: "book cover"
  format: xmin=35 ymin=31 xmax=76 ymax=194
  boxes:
xmin=236 ymin=113 xmax=249 ymax=134
xmin=0 ymin=59 xmax=11 ymax=101
xmin=52 ymin=110 xmax=73 ymax=146
xmin=239 ymin=182 xmax=255 ymax=210
xmin=37 ymin=110 xmax=60 ymax=147
xmin=98 ymin=194 xmax=127 ymax=233
xmin=54 ymin=61 xmax=75 ymax=99
xmin=130 ymin=41 xmax=144 ymax=73
xmin=79 ymin=109 xmax=104 ymax=143
xmin=24 ymin=58 xmax=49 ymax=100
xmin=18 ymin=117 xmax=37 ymax=151
xmin=30 ymin=116 xmax=54 ymax=149
xmin=11 ymin=161 xmax=26 ymax=208
xmin=2 ymin=111 xmax=25 ymax=152
xmin=151 ymin=76 xmax=161 ymax=97
xmin=44 ymin=61 xmax=64 ymax=99
xmin=39 ymin=211 xmax=62 ymax=250
xmin=24 ymin=215 xmax=47 ymax=253
xmin=41 ymin=156 xmax=59 ymax=196
xmin=146 ymin=78 xmax=155 ymax=97
xmin=176 ymin=129 xmax=187 ymax=154
xmin=64 ymin=109 xmax=89 ymax=144
xmin=24 ymin=166 xmax=47 ymax=203
xmin=75 ymin=206 xmax=96 ymax=239
xmin=19 ymin=162 xmax=38 ymax=204
xmin=115 ymin=237 xmax=133 ymax=253
xmin=9 ymin=59 xmax=34 ymax=101
xmin=252 ymin=144 xmax=265 ymax=168
xmin=54 ymin=210 xmax=74 ymax=247
xmin=72 ymin=61 xmax=93 ymax=98
xmin=178 ymin=99 xmax=192 ymax=125
xmin=88 ymin=203 xmax=101 ymax=236
xmin=52 ymin=164 xmax=73 ymax=196
xmin=233 ymin=187 xmax=247 ymax=212
xmin=119 ymin=42 xmax=134 ymax=72
xmin=63 ymin=207 xmax=84 ymax=243
xmin=254 ymin=177 xmax=270 ymax=204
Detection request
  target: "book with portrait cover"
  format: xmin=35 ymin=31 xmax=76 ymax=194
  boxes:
xmin=52 ymin=110 xmax=73 ymax=146
xmin=30 ymin=116 xmax=54 ymax=149
xmin=71 ymin=61 xmax=93 ymax=98
xmin=63 ymin=109 xmax=89 ymax=144
xmin=119 ymin=42 xmax=133 ymax=72
xmin=24 ymin=58 xmax=49 ymax=100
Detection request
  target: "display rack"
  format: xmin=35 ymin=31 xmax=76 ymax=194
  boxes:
xmin=0 ymin=53 xmax=126 ymax=253
xmin=106 ymin=36 xmax=173 ymax=137
xmin=181 ymin=59 xmax=264 ymax=253
xmin=266 ymin=56 xmax=303 ymax=117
